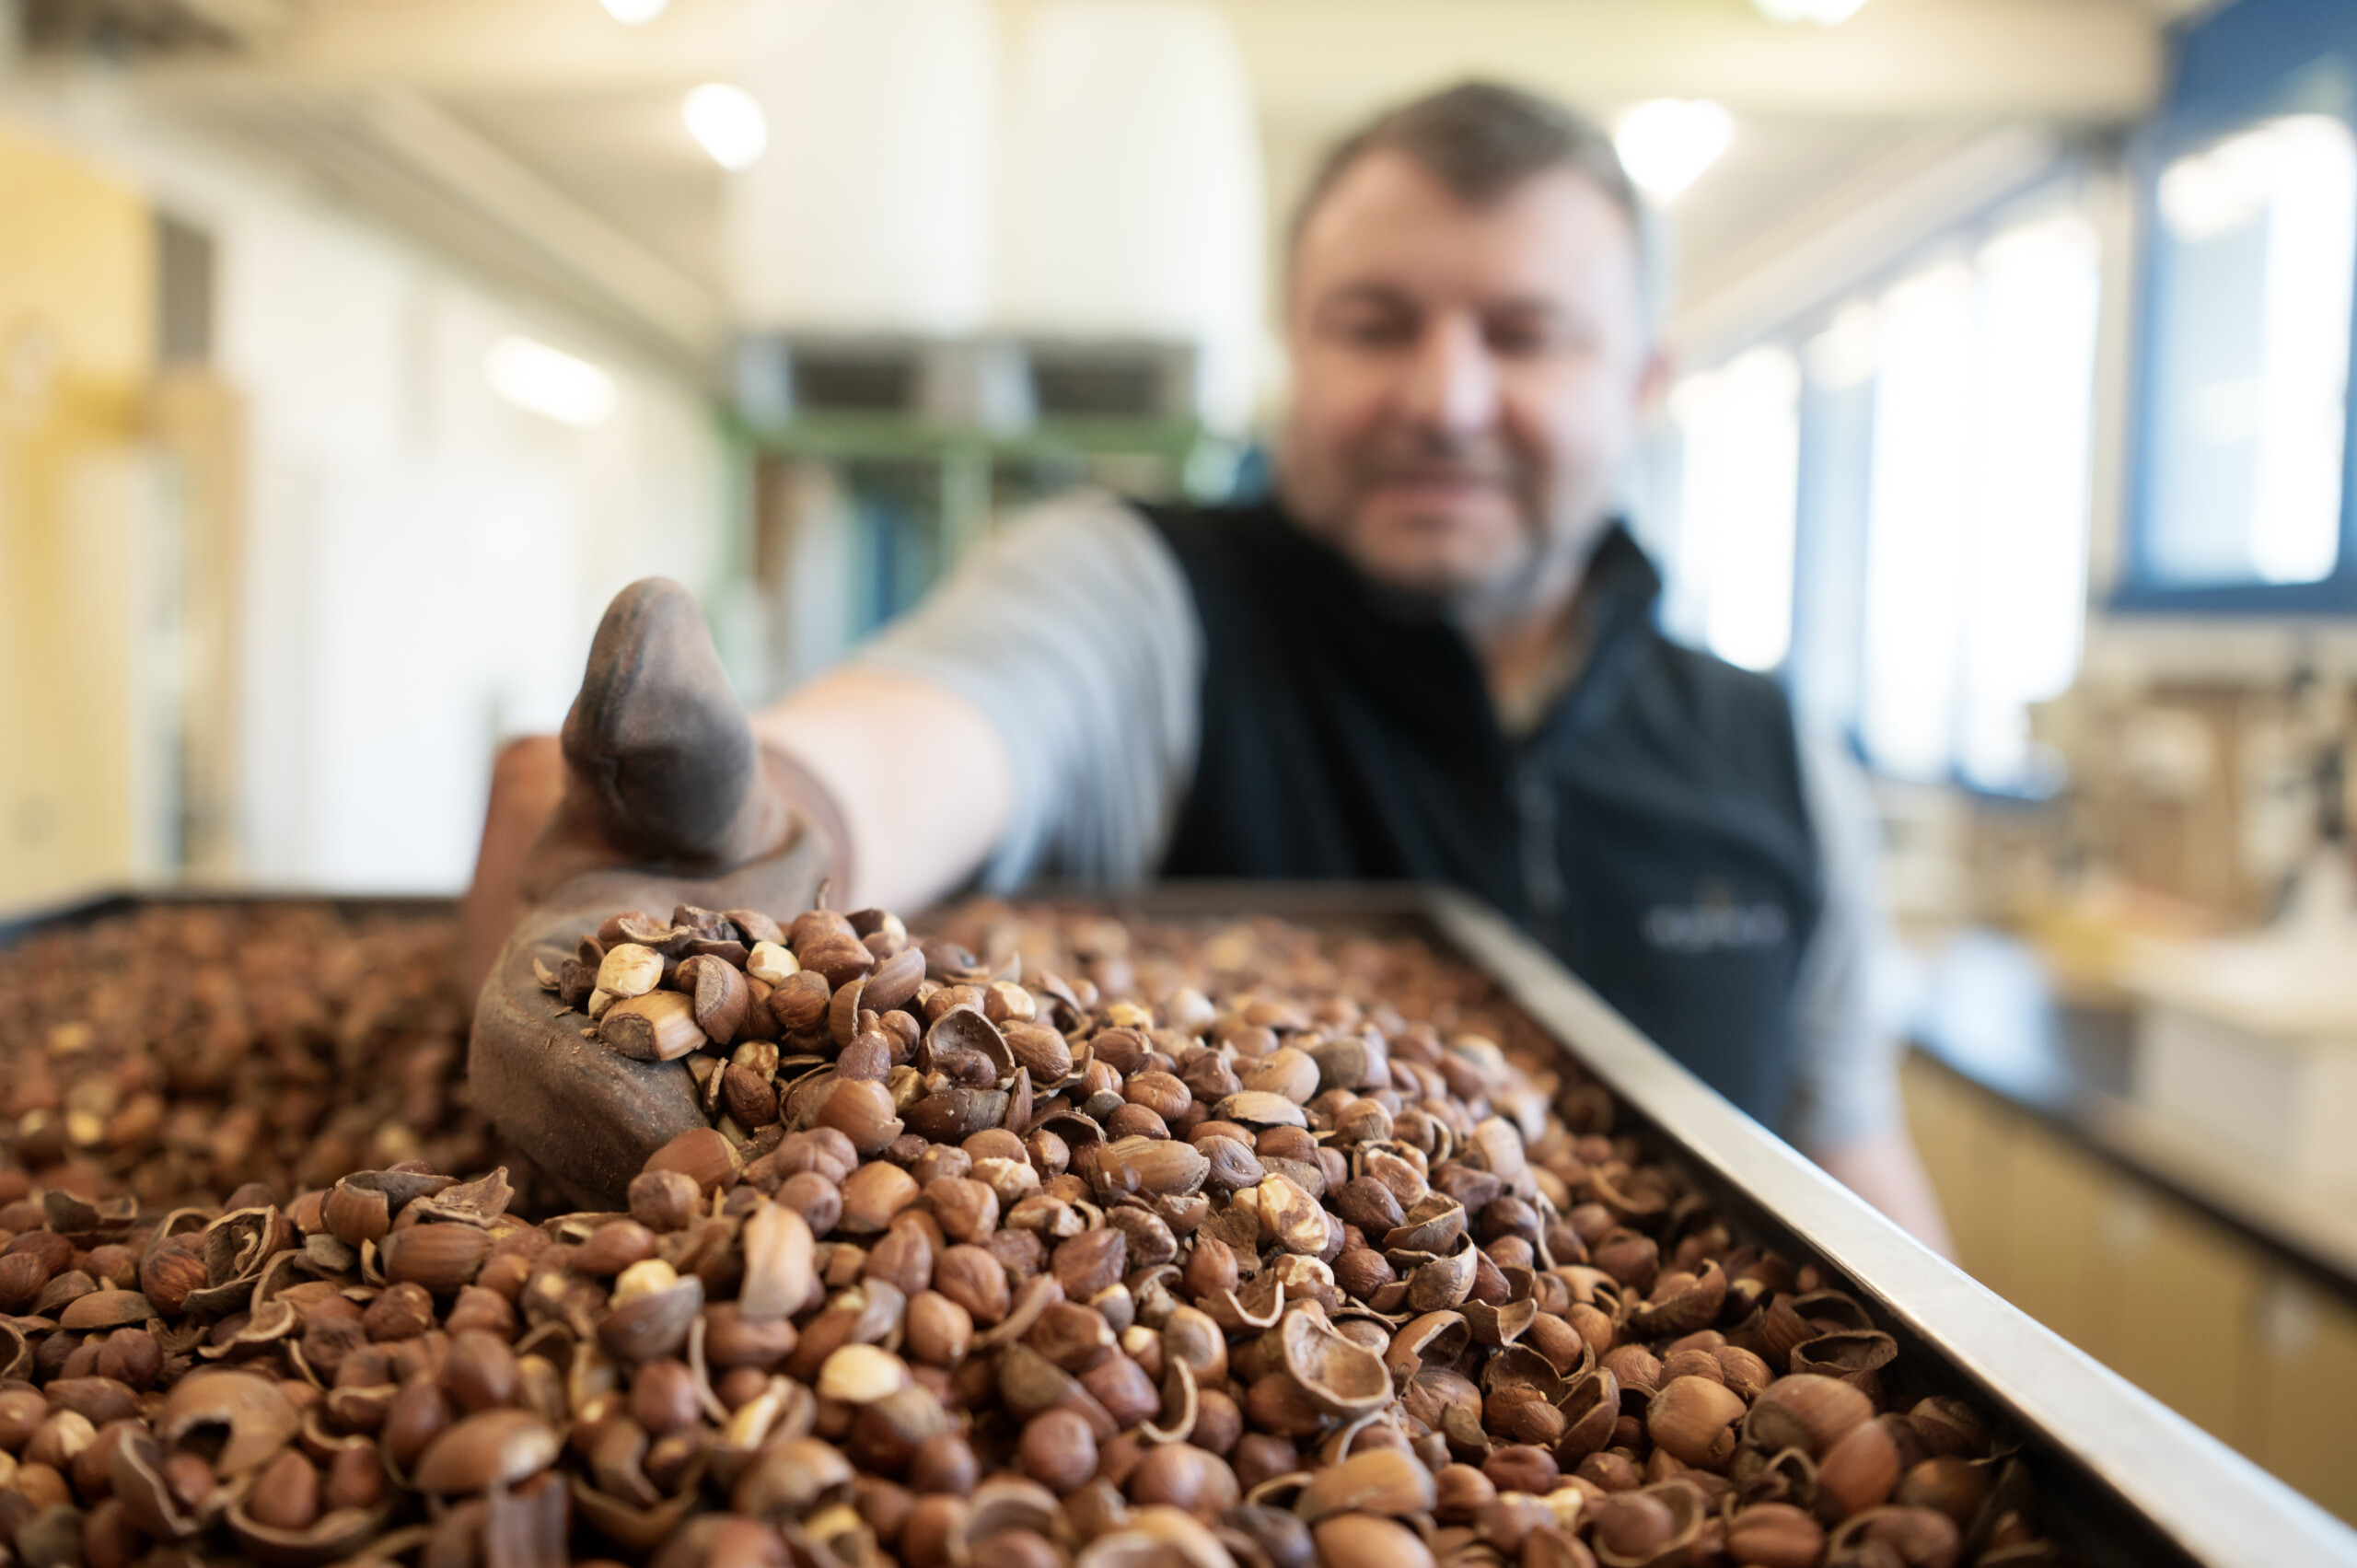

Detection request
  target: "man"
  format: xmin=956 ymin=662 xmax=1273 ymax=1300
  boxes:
xmin=470 ymin=82 xmax=1949 ymax=1248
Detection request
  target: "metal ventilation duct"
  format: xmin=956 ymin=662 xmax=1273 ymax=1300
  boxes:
xmin=19 ymin=0 xmax=300 ymax=54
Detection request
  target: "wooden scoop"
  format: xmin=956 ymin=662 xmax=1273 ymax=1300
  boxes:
xmin=467 ymin=578 xmax=836 ymax=1207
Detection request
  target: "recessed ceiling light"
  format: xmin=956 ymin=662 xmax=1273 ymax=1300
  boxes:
xmin=1752 ymin=0 xmax=1870 ymax=24
xmin=1614 ymin=100 xmax=1736 ymax=204
xmin=682 ymin=83 xmax=768 ymax=172
xmin=598 ymin=0 xmax=669 ymax=24
xmin=485 ymin=336 xmax=618 ymax=428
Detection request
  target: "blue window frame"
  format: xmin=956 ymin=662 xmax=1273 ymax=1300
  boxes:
xmin=2116 ymin=0 xmax=2357 ymax=614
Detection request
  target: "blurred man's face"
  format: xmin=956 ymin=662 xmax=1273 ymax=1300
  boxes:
xmin=1280 ymin=151 xmax=1666 ymax=610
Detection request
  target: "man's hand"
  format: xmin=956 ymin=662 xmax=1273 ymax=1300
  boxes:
xmin=462 ymin=579 xmax=838 ymax=1207
xmin=461 ymin=736 xmax=566 ymax=1002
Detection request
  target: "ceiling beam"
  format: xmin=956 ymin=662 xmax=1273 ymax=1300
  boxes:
xmin=1220 ymin=0 xmax=2164 ymax=125
xmin=134 ymin=0 xmax=745 ymax=92
xmin=136 ymin=0 xmax=2164 ymax=123
xmin=1672 ymin=122 xmax=2070 ymax=358
xmin=354 ymin=89 xmax=720 ymax=352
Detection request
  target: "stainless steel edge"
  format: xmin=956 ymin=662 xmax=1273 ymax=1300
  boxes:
xmin=1424 ymin=887 xmax=2357 ymax=1568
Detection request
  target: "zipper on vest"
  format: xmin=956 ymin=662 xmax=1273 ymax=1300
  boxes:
xmin=1515 ymin=755 xmax=1565 ymax=939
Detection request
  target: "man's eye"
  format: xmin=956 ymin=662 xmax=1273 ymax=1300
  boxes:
xmin=1486 ymin=317 xmax=1566 ymax=355
xmin=1326 ymin=309 xmax=1415 ymax=346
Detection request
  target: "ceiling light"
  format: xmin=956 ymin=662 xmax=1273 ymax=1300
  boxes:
xmin=683 ymin=83 xmax=768 ymax=171
xmin=1751 ymin=0 xmax=1870 ymax=24
xmin=1615 ymin=100 xmax=1736 ymax=204
xmin=485 ymin=336 xmax=618 ymax=428
xmin=598 ymin=0 xmax=669 ymax=23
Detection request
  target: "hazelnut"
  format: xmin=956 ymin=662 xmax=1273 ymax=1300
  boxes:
xmin=1191 ymin=1388 xmax=1242 ymax=1457
xmin=1016 ymin=1409 xmax=1097 ymax=1493
xmin=411 ymin=1408 xmax=561 ymax=1493
xmin=1817 ymin=1416 xmax=1902 ymax=1520
xmin=927 ymin=1178 xmax=1000 ymax=1245
xmin=595 ymin=942 xmax=664 ymax=999
xmin=644 ymin=1127 xmax=739 ymax=1195
xmin=246 ymin=1449 xmax=320 ymax=1532
xmin=1100 ymin=1137 xmax=1209 ymax=1199
xmin=1435 ymin=1463 xmax=1497 ymax=1523
xmin=383 ymin=1225 xmax=492 ymax=1294
xmin=738 ymin=1201 xmax=817 ymax=1322
xmin=1310 ymin=1514 xmax=1434 ymax=1568
xmin=779 ymin=1171 xmax=844 ymax=1236
xmin=574 ymin=1219 xmax=659 ymax=1277
xmin=632 ymin=1360 xmax=702 ymax=1436
xmin=444 ymin=1330 xmax=519 ymax=1411
xmin=909 ymin=1431 xmax=980 ymax=1497
xmin=1051 ymin=1228 xmax=1129 ymax=1299
xmin=723 ymin=1065 xmax=781 ymax=1129
xmin=818 ymin=1345 xmax=912 ymax=1406
xmin=138 ymin=1244 xmax=206 ymax=1315
xmin=1002 ymin=1024 xmax=1073 ymax=1082
xmin=841 ymin=1162 xmax=923 ymax=1235
xmin=1724 ymin=1502 xmax=1823 ymax=1568
xmin=1125 ymin=1443 xmax=1237 ymax=1512
xmin=323 ymin=1444 xmax=389 ymax=1513
xmin=1647 ymin=1376 xmax=1747 ymax=1469
xmin=1080 ymin=1354 xmax=1160 ymax=1430
xmin=1483 ymin=1445 xmax=1559 ymax=1496
xmin=1748 ymin=1373 xmax=1874 ymax=1460
xmin=878 ymin=1288 xmax=964 ymax=1367
xmin=934 ymin=1246 xmax=1011 ymax=1326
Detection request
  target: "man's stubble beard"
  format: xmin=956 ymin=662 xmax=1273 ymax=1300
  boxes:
xmin=1291 ymin=479 xmax=1610 ymax=638
xmin=1442 ymin=496 xmax=1613 ymax=637
xmin=1277 ymin=428 xmax=1615 ymax=636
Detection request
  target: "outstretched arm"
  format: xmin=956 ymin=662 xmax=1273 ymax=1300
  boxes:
xmin=750 ymin=668 xmax=1014 ymax=915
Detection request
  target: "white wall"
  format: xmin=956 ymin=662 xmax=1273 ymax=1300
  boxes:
xmin=6 ymin=84 xmax=736 ymax=893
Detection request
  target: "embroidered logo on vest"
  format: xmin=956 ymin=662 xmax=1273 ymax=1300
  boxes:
xmin=1641 ymin=878 xmax=1789 ymax=954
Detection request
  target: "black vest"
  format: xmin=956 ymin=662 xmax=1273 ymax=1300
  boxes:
xmin=1144 ymin=501 xmax=1823 ymax=1132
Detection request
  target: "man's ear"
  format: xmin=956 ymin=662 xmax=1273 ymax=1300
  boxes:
xmin=1636 ymin=343 xmax=1676 ymax=419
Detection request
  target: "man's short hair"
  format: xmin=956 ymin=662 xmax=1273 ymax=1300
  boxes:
xmin=1288 ymin=80 xmax=1670 ymax=340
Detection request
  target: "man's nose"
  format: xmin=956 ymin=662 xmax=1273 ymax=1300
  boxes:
xmin=1398 ymin=315 xmax=1502 ymax=436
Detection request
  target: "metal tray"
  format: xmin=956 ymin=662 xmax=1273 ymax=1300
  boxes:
xmin=1078 ymin=882 xmax=2357 ymax=1568
xmin=8 ymin=883 xmax=2356 ymax=1565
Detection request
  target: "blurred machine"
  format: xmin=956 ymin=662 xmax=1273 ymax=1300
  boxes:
xmin=2123 ymin=672 xmax=2357 ymax=1193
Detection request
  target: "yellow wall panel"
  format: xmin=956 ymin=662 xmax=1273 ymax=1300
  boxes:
xmin=0 ymin=118 xmax=151 ymax=378
xmin=2251 ymin=1272 xmax=2357 ymax=1521
xmin=2101 ymin=1187 xmax=2262 ymax=1449
xmin=1903 ymin=1053 xmax=2354 ymax=1524
xmin=0 ymin=114 xmax=155 ymax=908
xmin=2004 ymin=1121 xmax=2116 ymax=1362
xmin=1900 ymin=1058 xmax=2014 ymax=1288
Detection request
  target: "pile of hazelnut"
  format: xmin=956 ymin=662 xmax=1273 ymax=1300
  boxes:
xmin=0 ymin=903 xmax=493 ymax=1212
xmin=0 ymin=899 xmax=2055 ymax=1568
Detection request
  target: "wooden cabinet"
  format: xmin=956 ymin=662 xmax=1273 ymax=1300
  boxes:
xmin=1902 ymin=1054 xmax=2357 ymax=1522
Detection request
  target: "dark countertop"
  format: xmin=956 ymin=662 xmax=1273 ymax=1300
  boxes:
xmin=1907 ymin=927 xmax=2357 ymax=1306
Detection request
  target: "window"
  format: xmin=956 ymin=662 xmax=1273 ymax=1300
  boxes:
xmin=1665 ymin=345 xmax=1802 ymax=671
xmin=1658 ymin=198 xmax=2100 ymax=794
xmin=1959 ymin=219 xmax=2102 ymax=787
xmin=1856 ymin=216 xmax=2100 ymax=789
xmin=2131 ymin=113 xmax=2357 ymax=597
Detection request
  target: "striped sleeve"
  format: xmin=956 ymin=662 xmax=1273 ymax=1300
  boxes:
xmin=849 ymin=491 xmax=1202 ymax=891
